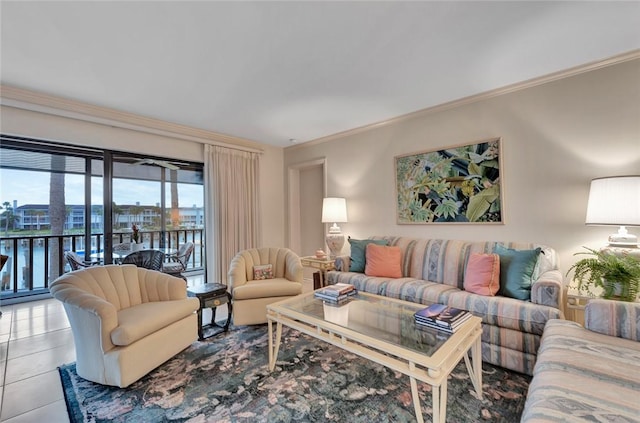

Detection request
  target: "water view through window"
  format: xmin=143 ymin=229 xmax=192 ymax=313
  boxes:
xmin=0 ymin=137 xmax=204 ymax=300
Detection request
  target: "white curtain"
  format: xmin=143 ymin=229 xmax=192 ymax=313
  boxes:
xmin=204 ymin=144 xmax=261 ymax=283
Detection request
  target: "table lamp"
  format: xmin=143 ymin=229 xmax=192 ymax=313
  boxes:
xmin=585 ymin=175 xmax=640 ymax=247
xmin=322 ymin=197 xmax=348 ymax=258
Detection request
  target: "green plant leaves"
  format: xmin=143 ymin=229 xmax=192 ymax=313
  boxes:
xmin=567 ymin=247 xmax=640 ymax=301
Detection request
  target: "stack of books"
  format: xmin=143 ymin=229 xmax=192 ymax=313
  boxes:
xmin=314 ymin=283 xmax=357 ymax=304
xmin=414 ymin=304 xmax=471 ymax=334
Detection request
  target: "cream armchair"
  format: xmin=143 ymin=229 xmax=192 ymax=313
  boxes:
xmin=228 ymin=247 xmax=303 ymax=325
xmin=50 ymin=264 xmax=199 ymax=388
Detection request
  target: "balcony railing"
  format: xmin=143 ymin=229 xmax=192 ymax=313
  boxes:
xmin=0 ymin=229 xmax=205 ymax=300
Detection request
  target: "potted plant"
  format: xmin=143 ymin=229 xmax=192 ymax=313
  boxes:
xmin=131 ymin=224 xmax=143 ymax=251
xmin=567 ymin=247 xmax=640 ymax=302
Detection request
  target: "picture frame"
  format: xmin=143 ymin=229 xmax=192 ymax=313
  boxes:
xmin=395 ymin=137 xmax=503 ymax=224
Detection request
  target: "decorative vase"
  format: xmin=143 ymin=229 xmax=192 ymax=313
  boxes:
xmin=325 ymin=233 xmax=345 ymax=259
xmin=131 ymin=242 xmax=143 ymax=252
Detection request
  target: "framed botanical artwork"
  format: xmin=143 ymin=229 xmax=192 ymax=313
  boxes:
xmin=395 ymin=137 xmax=503 ymax=224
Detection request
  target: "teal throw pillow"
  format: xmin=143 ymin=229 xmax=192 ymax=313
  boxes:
xmin=349 ymin=238 xmax=388 ymax=272
xmin=494 ymin=245 xmax=541 ymax=301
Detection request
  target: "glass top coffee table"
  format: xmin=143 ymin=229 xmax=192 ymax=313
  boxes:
xmin=267 ymin=291 xmax=483 ymax=423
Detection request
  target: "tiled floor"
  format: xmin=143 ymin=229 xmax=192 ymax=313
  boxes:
xmin=0 ymin=298 xmax=73 ymax=422
xmin=0 ymin=273 xmax=314 ymax=422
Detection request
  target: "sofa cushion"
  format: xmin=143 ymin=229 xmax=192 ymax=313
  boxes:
xmin=348 ymin=238 xmax=388 ymax=272
xmin=522 ymin=319 xmax=640 ymax=422
xmin=111 ymin=299 xmax=199 ymax=346
xmin=365 ymin=244 xmax=402 ymax=278
xmin=464 ymin=253 xmax=500 ymax=296
xmin=494 ymin=245 xmax=541 ymax=300
xmin=232 ymin=278 xmax=302 ymax=300
xmin=585 ymin=299 xmax=640 ymax=341
xmin=434 ymin=288 xmax=561 ymax=335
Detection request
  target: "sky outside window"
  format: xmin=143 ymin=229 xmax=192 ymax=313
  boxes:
xmin=1 ymin=169 xmax=203 ymax=207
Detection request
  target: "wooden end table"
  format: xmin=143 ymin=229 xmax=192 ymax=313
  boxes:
xmin=187 ymin=283 xmax=232 ymax=340
xmin=300 ymin=256 xmax=335 ymax=289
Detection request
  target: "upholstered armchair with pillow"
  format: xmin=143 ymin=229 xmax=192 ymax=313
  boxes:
xmin=227 ymin=247 xmax=303 ymax=325
xmin=50 ymin=264 xmax=199 ymax=388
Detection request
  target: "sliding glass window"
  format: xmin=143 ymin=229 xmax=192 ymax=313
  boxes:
xmin=0 ymin=135 xmax=204 ymax=301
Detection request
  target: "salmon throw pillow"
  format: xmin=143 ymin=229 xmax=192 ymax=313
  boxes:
xmin=364 ymin=244 xmax=402 ymax=278
xmin=464 ymin=253 xmax=500 ymax=296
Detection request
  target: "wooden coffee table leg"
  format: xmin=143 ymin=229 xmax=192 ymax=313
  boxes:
xmin=438 ymin=381 xmax=448 ymax=423
xmin=427 ymin=381 xmax=447 ymax=423
xmin=409 ymin=374 xmax=424 ymax=423
xmin=268 ymin=319 xmax=283 ymax=371
xmin=464 ymin=334 xmax=483 ymax=399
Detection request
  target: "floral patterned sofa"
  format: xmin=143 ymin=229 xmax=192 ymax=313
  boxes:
xmin=521 ymin=299 xmax=640 ymax=421
xmin=326 ymin=236 xmax=564 ymax=375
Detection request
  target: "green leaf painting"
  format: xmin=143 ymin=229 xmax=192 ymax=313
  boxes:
xmin=395 ymin=138 xmax=502 ymax=224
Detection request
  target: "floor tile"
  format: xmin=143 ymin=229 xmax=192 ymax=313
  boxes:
xmin=5 ymin=344 xmax=75 ymax=385
xmin=0 ymin=341 xmax=7 ymax=361
xmin=2 ymin=400 xmax=69 ymax=423
xmin=7 ymin=329 xmax=73 ymax=360
xmin=9 ymin=318 xmax=70 ymax=341
xmin=1 ymin=370 xmax=64 ymax=421
xmin=11 ymin=304 xmax=66 ymax=323
xmin=11 ymin=301 xmax=61 ymax=318
xmin=0 ymin=317 xmax=12 ymax=337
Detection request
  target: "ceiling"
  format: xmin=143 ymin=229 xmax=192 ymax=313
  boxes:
xmin=1 ymin=1 xmax=639 ymax=148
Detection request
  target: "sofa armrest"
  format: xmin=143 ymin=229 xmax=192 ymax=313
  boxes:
xmin=334 ymin=255 xmax=351 ymax=272
xmin=52 ymin=286 xmax=118 ymax=352
xmin=530 ymin=269 xmax=563 ymax=310
xmin=585 ymin=299 xmax=640 ymax=341
xmin=227 ymin=254 xmax=249 ymax=290
xmin=284 ymin=255 xmax=304 ymax=283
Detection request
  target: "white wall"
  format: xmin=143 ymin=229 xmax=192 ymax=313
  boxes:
xmin=0 ymin=105 xmax=286 ymax=247
xmin=284 ymin=58 xmax=640 ymax=279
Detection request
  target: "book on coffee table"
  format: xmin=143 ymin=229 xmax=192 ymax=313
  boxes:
xmin=316 ymin=283 xmax=355 ymax=297
xmin=314 ymin=288 xmax=357 ymax=303
xmin=414 ymin=304 xmax=471 ymax=332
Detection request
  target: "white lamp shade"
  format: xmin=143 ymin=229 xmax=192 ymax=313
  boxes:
xmin=322 ymin=197 xmax=348 ymax=223
xmin=585 ymin=176 xmax=640 ymax=226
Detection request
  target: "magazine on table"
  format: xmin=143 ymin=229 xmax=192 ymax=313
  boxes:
xmin=315 ymin=283 xmax=356 ymax=297
xmin=414 ymin=304 xmax=471 ymax=331
xmin=415 ymin=313 xmax=472 ymax=333
xmin=314 ymin=288 xmax=357 ymax=303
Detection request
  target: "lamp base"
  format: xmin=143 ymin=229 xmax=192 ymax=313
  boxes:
xmin=608 ymin=226 xmax=638 ymax=248
xmin=325 ymin=232 xmax=345 ymax=259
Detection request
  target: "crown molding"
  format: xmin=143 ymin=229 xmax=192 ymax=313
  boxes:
xmin=288 ymin=49 xmax=640 ymax=150
xmin=0 ymin=85 xmax=265 ymax=153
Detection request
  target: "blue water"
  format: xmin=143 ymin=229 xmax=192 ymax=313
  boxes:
xmin=1 ymin=243 xmax=84 ymax=291
xmin=1 ymin=240 xmax=203 ymax=293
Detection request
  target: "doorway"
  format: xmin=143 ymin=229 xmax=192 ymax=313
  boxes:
xmin=287 ymin=158 xmax=326 ymax=258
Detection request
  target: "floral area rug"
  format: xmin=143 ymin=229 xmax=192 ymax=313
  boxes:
xmin=58 ymin=325 xmax=531 ymax=422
